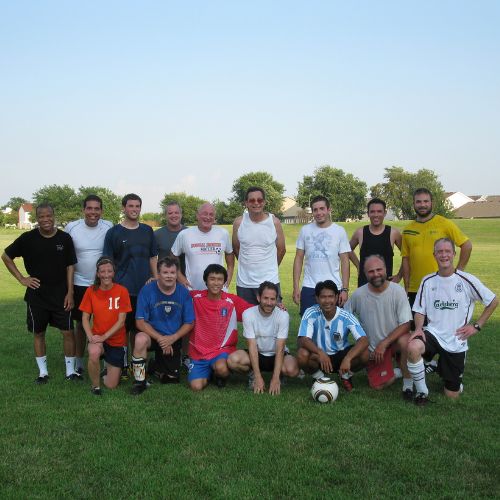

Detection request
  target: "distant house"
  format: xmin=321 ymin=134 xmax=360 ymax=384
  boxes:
xmin=18 ymin=203 xmax=34 ymax=229
xmin=454 ymin=196 xmax=500 ymax=219
xmin=281 ymin=197 xmax=311 ymax=224
xmin=445 ymin=192 xmax=475 ymax=210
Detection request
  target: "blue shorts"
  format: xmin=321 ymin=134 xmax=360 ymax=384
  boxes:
xmin=300 ymin=287 xmax=317 ymax=315
xmin=103 ymin=344 xmax=127 ymax=368
xmin=188 ymin=353 xmax=229 ymax=382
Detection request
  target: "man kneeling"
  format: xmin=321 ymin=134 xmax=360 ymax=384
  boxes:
xmin=131 ymin=257 xmax=194 ymax=395
xmin=297 ymin=280 xmax=369 ymax=391
xmin=188 ymin=264 xmax=252 ymax=391
xmin=228 ymin=281 xmax=299 ymax=395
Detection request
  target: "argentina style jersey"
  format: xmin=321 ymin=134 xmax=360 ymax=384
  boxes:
xmin=413 ymin=270 xmax=496 ymax=353
xmin=298 ymin=305 xmax=366 ymax=355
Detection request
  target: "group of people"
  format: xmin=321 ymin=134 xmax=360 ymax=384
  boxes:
xmin=2 ymin=187 xmax=497 ymax=405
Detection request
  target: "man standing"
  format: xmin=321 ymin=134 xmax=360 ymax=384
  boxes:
xmin=349 ymin=198 xmax=402 ymax=287
xmin=346 ymin=255 xmax=413 ymax=398
xmin=297 ymin=280 xmax=368 ymax=391
xmin=155 ymin=201 xmax=187 ymax=271
xmin=2 ymin=203 xmax=80 ymax=382
xmin=130 ymin=257 xmax=194 ymax=395
xmin=407 ymin=238 xmax=497 ymax=405
xmin=188 ymin=264 xmax=252 ymax=391
xmin=228 ymin=281 xmax=299 ymax=395
xmin=103 ymin=193 xmax=158 ymax=373
xmin=171 ymin=202 xmax=234 ymax=290
xmin=232 ymin=187 xmax=286 ymax=305
xmin=65 ymin=194 xmax=113 ymax=374
xmin=293 ymin=196 xmax=351 ymax=314
xmin=401 ymin=188 xmax=472 ymax=308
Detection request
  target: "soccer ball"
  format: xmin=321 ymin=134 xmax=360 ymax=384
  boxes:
xmin=311 ymin=377 xmax=339 ymax=403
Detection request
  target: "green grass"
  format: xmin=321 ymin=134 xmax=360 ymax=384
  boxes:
xmin=0 ymin=220 xmax=499 ymax=499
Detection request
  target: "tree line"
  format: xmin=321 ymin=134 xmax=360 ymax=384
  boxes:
xmin=1 ymin=166 xmax=452 ymax=226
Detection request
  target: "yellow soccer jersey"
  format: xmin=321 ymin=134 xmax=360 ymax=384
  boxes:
xmin=401 ymin=215 xmax=469 ymax=292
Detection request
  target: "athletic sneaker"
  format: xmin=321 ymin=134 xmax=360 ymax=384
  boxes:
xmin=424 ymin=361 xmax=438 ymax=374
xmin=402 ymin=389 xmax=414 ymax=402
xmin=182 ymin=355 xmax=191 ymax=370
xmin=120 ymin=367 xmax=129 ymax=381
xmin=414 ymin=392 xmax=430 ymax=406
xmin=131 ymin=382 xmax=147 ymax=396
xmin=91 ymin=387 xmax=102 ymax=396
xmin=215 ymin=377 xmax=226 ymax=389
xmin=160 ymin=373 xmax=180 ymax=384
xmin=76 ymin=367 xmax=84 ymax=376
xmin=35 ymin=375 xmax=49 ymax=384
xmin=341 ymin=377 xmax=354 ymax=392
xmin=65 ymin=373 xmax=83 ymax=381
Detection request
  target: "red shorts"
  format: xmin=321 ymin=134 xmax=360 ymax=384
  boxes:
xmin=367 ymin=347 xmax=396 ymax=389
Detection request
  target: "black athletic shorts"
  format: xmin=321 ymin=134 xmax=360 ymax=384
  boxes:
xmin=421 ymin=331 xmax=465 ymax=392
xmin=72 ymin=285 xmax=88 ymax=322
xmin=150 ymin=338 xmax=182 ymax=375
xmin=328 ymin=345 xmax=353 ymax=372
xmin=237 ymin=284 xmax=282 ymax=306
xmin=27 ymin=302 xmax=72 ymax=333
xmin=244 ymin=350 xmax=291 ymax=372
xmin=103 ymin=344 xmax=127 ymax=368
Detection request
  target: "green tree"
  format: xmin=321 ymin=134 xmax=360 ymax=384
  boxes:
xmin=2 ymin=196 xmax=28 ymax=212
xmin=230 ymin=171 xmax=285 ymax=217
xmin=160 ymin=192 xmax=207 ymax=225
xmin=78 ymin=186 xmax=122 ymax=223
xmin=213 ymin=199 xmax=243 ymax=225
xmin=296 ymin=166 xmax=367 ymax=221
xmin=32 ymin=184 xmax=80 ymax=225
xmin=370 ymin=166 xmax=452 ymax=220
xmin=141 ymin=212 xmax=162 ymax=227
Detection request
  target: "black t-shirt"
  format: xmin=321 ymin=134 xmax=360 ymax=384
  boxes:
xmin=5 ymin=229 xmax=77 ymax=309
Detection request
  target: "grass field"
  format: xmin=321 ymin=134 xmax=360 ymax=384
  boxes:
xmin=0 ymin=220 xmax=499 ymax=499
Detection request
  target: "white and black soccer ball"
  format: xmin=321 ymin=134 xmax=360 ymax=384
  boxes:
xmin=311 ymin=377 xmax=339 ymax=403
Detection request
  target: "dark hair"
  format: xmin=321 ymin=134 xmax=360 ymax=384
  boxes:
xmin=157 ymin=256 xmax=180 ymax=272
xmin=310 ymin=195 xmax=330 ymax=209
xmin=314 ymin=280 xmax=339 ymax=297
xmin=203 ymin=264 xmax=227 ymax=284
xmin=121 ymin=193 xmax=142 ymax=207
xmin=36 ymin=203 xmax=55 ymax=216
xmin=245 ymin=186 xmax=266 ymax=201
xmin=413 ymin=188 xmax=433 ymax=201
xmin=83 ymin=194 xmax=103 ymax=209
xmin=93 ymin=256 xmax=116 ymax=289
xmin=257 ymin=281 xmax=279 ymax=298
xmin=367 ymin=198 xmax=386 ymax=211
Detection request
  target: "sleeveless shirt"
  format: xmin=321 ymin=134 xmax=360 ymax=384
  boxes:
xmin=358 ymin=225 xmax=393 ymax=287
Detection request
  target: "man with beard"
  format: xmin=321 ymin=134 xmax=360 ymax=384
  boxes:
xmin=407 ymin=238 xmax=497 ymax=405
xmin=346 ymin=255 xmax=413 ymax=398
xmin=401 ymin=188 xmax=472 ymax=309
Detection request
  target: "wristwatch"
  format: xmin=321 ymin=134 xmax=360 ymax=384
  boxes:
xmin=473 ymin=323 xmax=481 ymax=331
xmin=340 ymin=288 xmax=349 ymax=293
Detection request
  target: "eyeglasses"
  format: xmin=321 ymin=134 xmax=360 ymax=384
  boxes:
xmin=247 ymin=198 xmax=264 ymax=204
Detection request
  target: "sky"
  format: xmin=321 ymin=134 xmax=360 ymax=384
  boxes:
xmin=1 ymin=1 xmax=499 ymax=213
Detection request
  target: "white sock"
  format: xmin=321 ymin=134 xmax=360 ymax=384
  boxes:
xmin=36 ymin=356 xmax=48 ymax=377
xmin=341 ymin=372 xmax=352 ymax=380
xmin=75 ymin=357 xmax=84 ymax=371
xmin=393 ymin=367 xmax=402 ymax=379
xmin=65 ymin=356 xmax=76 ymax=376
xmin=402 ymin=378 xmax=413 ymax=391
xmin=312 ymin=369 xmax=325 ymax=380
xmin=407 ymin=359 xmax=428 ymax=395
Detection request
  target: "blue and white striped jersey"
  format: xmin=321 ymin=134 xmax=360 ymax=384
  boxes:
xmin=298 ymin=305 xmax=366 ymax=355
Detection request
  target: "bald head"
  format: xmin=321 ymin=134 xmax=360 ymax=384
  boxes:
xmin=364 ymin=255 xmax=387 ymax=289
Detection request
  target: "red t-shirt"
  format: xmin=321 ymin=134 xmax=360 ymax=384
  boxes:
xmin=188 ymin=290 xmax=252 ymax=360
xmin=79 ymin=284 xmax=132 ymax=347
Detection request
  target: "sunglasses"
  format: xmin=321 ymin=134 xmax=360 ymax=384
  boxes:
xmin=247 ymin=198 xmax=264 ymax=204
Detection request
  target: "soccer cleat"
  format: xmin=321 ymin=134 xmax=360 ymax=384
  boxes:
xmin=35 ymin=375 xmax=49 ymax=384
xmin=160 ymin=373 xmax=180 ymax=384
xmin=65 ymin=373 xmax=83 ymax=381
xmin=131 ymin=382 xmax=147 ymax=396
xmin=215 ymin=377 xmax=226 ymax=389
xmin=182 ymin=355 xmax=191 ymax=370
xmin=120 ymin=367 xmax=129 ymax=381
xmin=414 ymin=392 xmax=430 ymax=406
xmin=424 ymin=361 xmax=437 ymax=374
xmin=402 ymin=388 xmax=414 ymax=401
xmin=341 ymin=377 xmax=354 ymax=392
xmin=76 ymin=367 xmax=84 ymax=376
xmin=91 ymin=387 xmax=102 ymax=396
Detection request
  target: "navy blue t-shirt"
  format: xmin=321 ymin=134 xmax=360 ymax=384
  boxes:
xmin=103 ymin=223 xmax=157 ymax=296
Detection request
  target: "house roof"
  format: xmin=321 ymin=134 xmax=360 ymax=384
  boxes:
xmin=454 ymin=200 xmax=500 ymax=218
xmin=20 ymin=203 xmax=33 ymax=211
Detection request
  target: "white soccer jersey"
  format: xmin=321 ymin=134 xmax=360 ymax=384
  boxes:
xmin=171 ymin=226 xmax=232 ymax=291
xmin=243 ymin=306 xmax=289 ymax=357
xmin=65 ymin=219 xmax=113 ymax=286
xmin=413 ymin=271 xmax=496 ymax=353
